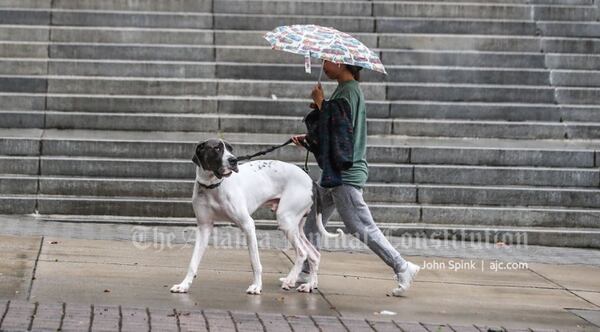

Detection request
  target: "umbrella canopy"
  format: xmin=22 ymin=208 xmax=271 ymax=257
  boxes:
xmin=263 ymin=24 xmax=387 ymax=75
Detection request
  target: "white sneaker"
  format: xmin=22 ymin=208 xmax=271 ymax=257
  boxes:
xmin=392 ymin=261 xmax=420 ymax=297
xmin=279 ymin=271 xmax=310 ymax=284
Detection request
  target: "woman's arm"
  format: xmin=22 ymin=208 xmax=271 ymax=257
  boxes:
xmin=311 ymin=83 xmax=324 ymax=110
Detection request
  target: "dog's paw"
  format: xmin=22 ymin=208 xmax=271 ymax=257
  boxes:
xmin=280 ymin=278 xmax=296 ymax=290
xmin=246 ymin=284 xmax=262 ymax=295
xmin=297 ymin=283 xmax=313 ymax=293
xmin=170 ymin=283 xmax=190 ymax=293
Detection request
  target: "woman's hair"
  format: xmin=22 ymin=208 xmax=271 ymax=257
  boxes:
xmin=345 ymin=64 xmax=362 ymax=81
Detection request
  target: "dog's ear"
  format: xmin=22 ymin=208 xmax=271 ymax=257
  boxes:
xmin=224 ymin=141 xmax=233 ymax=153
xmin=192 ymin=142 xmax=206 ymax=168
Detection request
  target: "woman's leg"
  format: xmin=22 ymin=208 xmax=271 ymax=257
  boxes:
xmin=331 ymin=184 xmax=407 ymax=274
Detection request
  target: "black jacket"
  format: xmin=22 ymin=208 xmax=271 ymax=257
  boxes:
xmin=303 ymin=98 xmax=354 ymax=187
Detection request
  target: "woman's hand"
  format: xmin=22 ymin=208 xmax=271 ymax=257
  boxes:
xmin=311 ymin=83 xmax=324 ymax=110
xmin=291 ymin=134 xmax=307 ymax=147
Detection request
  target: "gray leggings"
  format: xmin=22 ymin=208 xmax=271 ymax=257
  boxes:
xmin=303 ymin=184 xmax=407 ymax=274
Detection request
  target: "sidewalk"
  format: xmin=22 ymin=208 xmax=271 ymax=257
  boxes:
xmin=0 ymin=216 xmax=599 ymax=331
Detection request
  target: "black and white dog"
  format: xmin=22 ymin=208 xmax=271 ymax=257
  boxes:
xmin=170 ymin=139 xmax=341 ymax=295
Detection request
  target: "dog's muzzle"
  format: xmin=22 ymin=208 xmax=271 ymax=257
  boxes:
xmin=228 ymin=157 xmax=239 ymax=173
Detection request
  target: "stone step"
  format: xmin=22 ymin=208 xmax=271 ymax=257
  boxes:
xmin=0 ymin=9 xmax=50 ymax=25
xmin=38 ymin=112 xmax=310 ymax=134
xmin=47 ymin=26 xmax=215 ymax=45
xmin=218 ymin=13 xmax=377 ymax=33
xmin=359 ymin=66 xmax=549 ymax=85
xmin=0 ymin=0 xmax=50 ymax=7
xmin=0 ymin=42 xmax=553 ymax=69
xmin=3 ymin=76 xmax=576 ymax=104
xmin=6 ymin=26 xmax=600 ymax=56
xmin=3 ymin=153 xmax=598 ymax=187
xmin=33 ymin=194 xmax=419 ymax=221
xmin=53 ymin=44 xmax=549 ymax=68
xmin=0 ymin=156 xmax=38 ymax=175
xmin=532 ymin=5 xmax=599 ymax=21
xmin=29 ymin=212 xmax=600 ymax=248
xmin=371 ymin=18 xmax=538 ymax=35
xmin=0 ymin=110 xmax=44 ymax=128
xmin=6 ymin=93 xmax=587 ymax=122
xmin=379 ymin=19 xmax=598 ymax=36
xmin=34 ymin=158 xmax=412 ymax=183
xmin=388 ymin=83 xmax=557 ymax=103
xmin=2 ymin=192 xmax=599 ymax=233
xmin=0 ymin=6 xmax=596 ymax=32
xmin=52 ymin=0 xmax=213 ymax=12
xmin=0 ymin=129 xmax=41 ymax=156
xmin=0 ymin=42 xmax=47 ymax=58
xmin=556 ymin=87 xmax=600 ymax=105
xmin=382 ymin=50 xmax=546 ymax=68
xmin=537 ymin=22 xmax=600 ymax=38
xmin=5 ymin=110 xmax=600 ymax=139
xmin=0 ymin=9 xmax=213 ymax=29
xmin=0 ymin=195 xmax=36 ymax=214
xmin=551 ymin=69 xmax=600 ymax=87
xmin=0 ymin=93 xmax=388 ymax=118
xmin=50 ymin=43 xmax=215 ymax=62
xmin=420 ymin=184 xmax=600 ymax=209
xmin=214 ymin=0 xmax=373 ymax=17
xmin=543 ymin=37 xmax=600 ymax=54
xmin=0 ymin=165 xmax=600 ymax=201
xmin=367 ymin=0 xmax=596 ymax=4
xmin=393 ymin=119 xmax=600 ymax=139
xmin=0 ymin=76 xmax=347 ymax=101
xmin=0 ymin=174 xmax=37 ymax=194
xmin=2 ymin=129 xmax=598 ymax=167
xmin=0 ymin=59 xmax=555 ymax=85
xmin=212 ymin=3 xmax=596 ymax=22
xmin=1 ymin=0 xmax=594 ymax=10
xmin=0 ymin=59 xmax=47 ymax=75
xmin=392 ymin=101 xmax=600 ymax=122
xmin=12 ymin=176 xmax=415 ymax=202
xmin=0 ymin=175 xmax=600 ymax=215
xmin=390 ymin=33 xmax=543 ymax=52
xmin=47 ymin=59 xmax=215 ymax=79
xmin=146 ymin=12 xmax=600 ymax=33
xmin=0 ymin=0 xmax=212 ymax=11
xmin=0 ymin=25 xmax=48 ymax=41
xmin=546 ymin=54 xmax=600 ymax=70
xmin=376 ymin=3 xmax=595 ymax=21
xmin=383 ymin=223 xmax=600 ymax=249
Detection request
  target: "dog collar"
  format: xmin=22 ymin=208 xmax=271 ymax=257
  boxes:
xmin=197 ymin=180 xmax=223 ymax=190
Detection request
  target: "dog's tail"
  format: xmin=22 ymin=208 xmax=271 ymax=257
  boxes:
xmin=313 ymin=182 xmax=344 ymax=238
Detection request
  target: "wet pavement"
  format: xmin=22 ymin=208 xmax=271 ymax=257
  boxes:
xmin=0 ymin=216 xmax=599 ymax=331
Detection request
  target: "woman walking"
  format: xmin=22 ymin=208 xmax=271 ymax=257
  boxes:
xmin=291 ymin=60 xmax=420 ymax=296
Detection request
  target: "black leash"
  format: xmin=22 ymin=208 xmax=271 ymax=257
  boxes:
xmin=236 ymin=138 xmax=310 ymax=173
xmin=236 ymin=138 xmax=292 ymax=161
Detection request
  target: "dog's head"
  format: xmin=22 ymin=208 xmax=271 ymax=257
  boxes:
xmin=192 ymin=139 xmax=239 ymax=179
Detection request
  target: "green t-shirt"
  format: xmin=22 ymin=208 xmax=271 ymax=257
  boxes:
xmin=326 ymin=79 xmax=368 ymax=188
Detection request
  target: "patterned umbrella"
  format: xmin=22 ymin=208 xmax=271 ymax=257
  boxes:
xmin=263 ymin=24 xmax=386 ymax=80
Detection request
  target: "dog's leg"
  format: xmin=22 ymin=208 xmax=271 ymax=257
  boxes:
xmin=279 ymin=222 xmax=308 ymax=290
xmin=239 ymin=216 xmax=263 ymax=295
xmin=298 ymin=222 xmax=321 ymax=292
xmin=170 ymin=223 xmax=213 ymax=293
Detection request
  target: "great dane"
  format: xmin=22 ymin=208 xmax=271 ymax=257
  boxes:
xmin=170 ymin=139 xmax=342 ymax=295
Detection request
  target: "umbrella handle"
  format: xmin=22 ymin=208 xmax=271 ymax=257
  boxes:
xmin=317 ymin=60 xmax=324 ymax=83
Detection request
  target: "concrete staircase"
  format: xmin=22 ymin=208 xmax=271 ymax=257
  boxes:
xmin=1 ymin=0 xmax=599 ymax=247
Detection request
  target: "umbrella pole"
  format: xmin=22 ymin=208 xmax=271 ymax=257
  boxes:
xmin=317 ymin=60 xmax=324 ymax=83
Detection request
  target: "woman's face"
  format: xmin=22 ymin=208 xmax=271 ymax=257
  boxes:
xmin=322 ymin=60 xmax=343 ymax=79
